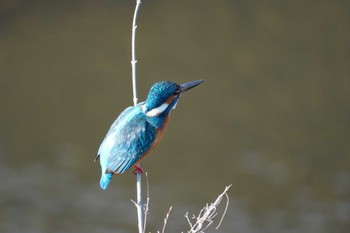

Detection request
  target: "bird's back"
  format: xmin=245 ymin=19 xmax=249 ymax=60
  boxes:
xmin=98 ymin=104 xmax=157 ymax=172
xmin=98 ymin=104 xmax=163 ymax=189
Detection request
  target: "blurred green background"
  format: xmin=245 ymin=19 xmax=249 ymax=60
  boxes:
xmin=1 ymin=0 xmax=349 ymax=232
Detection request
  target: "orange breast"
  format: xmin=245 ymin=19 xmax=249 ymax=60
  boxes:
xmin=152 ymin=114 xmax=170 ymax=148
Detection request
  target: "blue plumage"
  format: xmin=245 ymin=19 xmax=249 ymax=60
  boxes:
xmin=144 ymin=81 xmax=180 ymax=111
xmin=96 ymin=80 xmax=203 ymax=190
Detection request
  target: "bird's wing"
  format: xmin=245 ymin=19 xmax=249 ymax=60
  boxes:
xmin=98 ymin=105 xmax=157 ymax=174
xmin=97 ymin=106 xmax=134 ymax=159
xmin=95 ymin=106 xmax=134 ymax=162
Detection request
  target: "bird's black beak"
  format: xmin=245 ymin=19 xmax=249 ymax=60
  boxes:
xmin=180 ymin=79 xmax=204 ymax=93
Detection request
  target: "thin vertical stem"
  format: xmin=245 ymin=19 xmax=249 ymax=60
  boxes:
xmin=131 ymin=1 xmax=143 ymax=233
xmin=131 ymin=0 xmax=141 ymax=107
xmin=136 ymin=166 xmax=143 ymax=233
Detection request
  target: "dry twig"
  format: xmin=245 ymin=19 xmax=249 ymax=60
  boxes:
xmin=157 ymin=206 xmax=173 ymax=233
xmin=184 ymin=185 xmax=232 ymax=233
xmin=130 ymin=1 xmax=143 ymax=233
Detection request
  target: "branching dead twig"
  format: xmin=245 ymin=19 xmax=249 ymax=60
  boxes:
xmin=157 ymin=206 xmax=173 ymax=233
xmin=184 ymin=185 xmax=232 ymax=233
xmin=163 ymin=206 xmax=173 ymax=233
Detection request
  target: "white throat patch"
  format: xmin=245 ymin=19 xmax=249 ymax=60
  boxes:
xmin=145 ymin=103 xmax=169 ymax=117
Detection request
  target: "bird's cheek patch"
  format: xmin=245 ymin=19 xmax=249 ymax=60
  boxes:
xmin=146 ymin=103 xmax=169 ymax=117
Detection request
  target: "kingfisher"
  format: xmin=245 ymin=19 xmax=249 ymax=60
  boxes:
xmin=95 ymin=79 xmax=203 ymax=190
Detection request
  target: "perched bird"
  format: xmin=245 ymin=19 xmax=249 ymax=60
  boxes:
xmin=95 ymin=80 xmax=203 ymax=190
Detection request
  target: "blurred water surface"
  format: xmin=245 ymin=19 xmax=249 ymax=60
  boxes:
xmin=1 ymin=0 xmax=350 ymax=232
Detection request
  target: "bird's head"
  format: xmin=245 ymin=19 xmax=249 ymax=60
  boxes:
xmin=143 ymin=80 xmax=203 ymax=117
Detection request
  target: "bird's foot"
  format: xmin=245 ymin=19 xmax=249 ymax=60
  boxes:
xmin=133 ymin=165 xmax=144 ymax=175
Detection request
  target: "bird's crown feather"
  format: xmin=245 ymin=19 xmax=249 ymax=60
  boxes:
xmin=144 ymin=81 xmax=180 ymax=112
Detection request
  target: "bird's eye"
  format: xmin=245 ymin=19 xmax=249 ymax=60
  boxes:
xmin=174 ymin=88 xmax=181 ymax=96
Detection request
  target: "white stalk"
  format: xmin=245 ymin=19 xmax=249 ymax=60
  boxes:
xmin=131 ymin=0 xmax=141 ymax=107
xmin=131 ymin=1 xmax=143 ymax=233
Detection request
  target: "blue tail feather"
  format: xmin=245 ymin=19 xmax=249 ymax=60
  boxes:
xmin=100 ymin=173 xmax=113 ymax=190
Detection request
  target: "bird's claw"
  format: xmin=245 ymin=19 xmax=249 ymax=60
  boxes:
xmin=133 ymin=165 xmax=144 ymax=175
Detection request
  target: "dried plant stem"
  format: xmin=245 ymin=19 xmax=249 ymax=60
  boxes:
xmin=130 ymin=1 xmax=143 ymax=233
xmin=184 ymin=185 xmax=232 ymax=233
xmin=162 ymin=206 xmax=173 ymax=233
xmin=136 ymin=171 xmax=143 ymax=233
xmin=131 ymin=0 xmax=141 ymax=106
